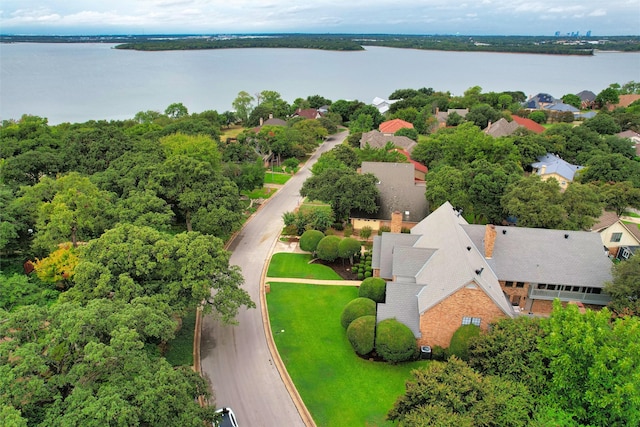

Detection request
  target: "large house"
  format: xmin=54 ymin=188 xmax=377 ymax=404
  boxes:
xmin=373 ymin=202 xmax=613 ymax=348
xmin=531 ymin=153 xmax=584 ymax=190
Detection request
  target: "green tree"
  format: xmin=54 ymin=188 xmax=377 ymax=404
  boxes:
xmin=349 ymin=113 xmax=374 ymax=134
xmin=160 ymin=132 xmax=221 ymax=170
xmin=116 ymin=189 xmax=174 ymax=230
xmin=448 ymin=324 xmax=481 ymax=361
xmin=561 ymin=182 xmax=603 ymax=230
xmin=465 ymin=103 xmax=502 ymax=129
xmin=0 ymin=300 xmax=217 ymax=426
xmin=32 ymin=172 xmax=115 ymax=252
xmin=164 ymin=102 xmax=189 ymax=118
xmin=316 ymin=235 xmax=341 ymax=262
xmin=395 ymin=127 xmax=419 ymax=140
xmin=604 ymin=255 xmax=640 ymax=316
xmin=388 ymin=357 xmax=534 ymax=427
xmin=425 ymin=166 xmax=470 ymax=214
xmin=539 ymin=301 xmax=640 ymax=426
xmin=232 ymin=91 xmax=254 ymax=123
xmin=600 ymin=181 xmax=640 ymax=216
xmin=300 ymin=169 xmax=380 ymax=221
xmin=299 ymin=229 xmax=325 ymax=255
xmin=528 ymin=110 xmax=547 ymax=124
xmin=595 ymin=86 xmax=620 ymax=108
xmin=501 ymin=175 xmax=566 ymax=229
xmin=468 ymin=316 xmax=546 ymax=391
xmin=561 ymin=93 xmax=582 ymax=109
xmin=338 ymin=236 xmax=361 ymax=264
xmin=584 ymin=113 xmax=622 ymax=135
xmin=579 ymin=153 xmax=640 ymax=187
xmin=65 ymin=224 xmax=254 ymax=318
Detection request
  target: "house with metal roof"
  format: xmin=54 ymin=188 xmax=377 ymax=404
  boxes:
xmin=373 ymin=201 xmax=613 ymax=348
xmin=531 ymin=153 xmax=584 ymax=190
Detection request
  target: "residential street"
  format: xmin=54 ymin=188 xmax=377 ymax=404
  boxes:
xmin=200 ymin=130 xmax=347 ymax=426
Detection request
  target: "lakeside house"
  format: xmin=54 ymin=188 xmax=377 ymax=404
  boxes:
xmin=373 ymin=202 xmax=612 ymax=348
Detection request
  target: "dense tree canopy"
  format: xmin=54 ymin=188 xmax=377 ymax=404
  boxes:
xmin=604 ymin=255 xmax=640 ymax=316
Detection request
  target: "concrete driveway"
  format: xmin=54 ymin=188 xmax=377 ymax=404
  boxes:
xmin=200 ymin=130 xmax=347 ymax=426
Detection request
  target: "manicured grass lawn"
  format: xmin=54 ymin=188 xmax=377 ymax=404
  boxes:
xmin=298 ymin=201 xmax=333 ymax=216
xmin=267 ymin=283 xmax=428 ymax=427
xmin=264 ymin=172 xmax=291 ymax=185
xmin=242 ymin=187 xmax=277 ymax=199
xmin=219 ymin=125 xmax=244 ymax=140
xmin=165 ymin=308 xmax=197 ymax=366
xmin=623 ymin=211 xmax=640 ymax=218
xmin=267 ymin=253 xmax=343 ymax=280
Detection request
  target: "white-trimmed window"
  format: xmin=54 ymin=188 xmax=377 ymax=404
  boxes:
xmin=462 ymin=317 xmax=481 ymax=326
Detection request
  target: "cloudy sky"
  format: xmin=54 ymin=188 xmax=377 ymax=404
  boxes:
xmin=2 ymin=0 xmax=639 ymax=36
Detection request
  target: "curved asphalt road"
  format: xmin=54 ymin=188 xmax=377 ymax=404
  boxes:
xmin=200 ymin=130 xmax=347 ymax=426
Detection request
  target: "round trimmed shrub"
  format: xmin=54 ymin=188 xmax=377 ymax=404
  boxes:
xmin=364 ymin=271 xmax=372 ymax=278
xmin=316 ymin=235 xmax=341 ymax=262
xmin=375 ymin=318 xmax=418 ymax=363
xmin=340 ymin=297 xmax=376 ymax=329
xmin=449 ymin=324 xmax=481 ymax=361
xmin=346 ymin=315 xmax=376 ymax=356
xmin=338 ymin=237 xmax=361 ymax=262
xmin=299 ymin=229 xmax=324 ymax=254
xmin=359 ymin=277 xmax=386 ymax=303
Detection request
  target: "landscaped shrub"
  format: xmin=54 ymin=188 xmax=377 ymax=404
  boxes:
xmin=375 ymin=318 xmax=418 ymax=363
xmin=358 ymin=277 xmax=386 ymax=303
xmin=359 ymin=226 xmax=372 ymax=240
xmin=340 ymin=297 xmax=376 ymax=329
xmin=448 ymin=324 xmax=481 ymax=361
xmin=378 ymin=225 xmax=391 ymax=235
xmin=431 ymin=345 xmax=448 ymax=361
xmin=338 ymin=237 xmax=361 ymax=264
xmin=343 ymin=224 xmax=353 ymax=237
xmin=299 ymin=229 xmax=325 ymax=254
xmin=358 ymin=272 xmax=364 ymax=280
xmin=346 ymin=315 xmax=376 ymax=356
xmin=316 ymin=235 xmax=341 ymax=262
xmin=364 ymin=271 xmax=372 ymax=278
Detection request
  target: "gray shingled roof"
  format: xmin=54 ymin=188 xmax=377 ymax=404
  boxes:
xmin=393 ymin=246 xmax=437 ymax=283
xmin=377 ymin=283 xmax=424 ymax=337
xmin=462 ymin=224 xmax=612 ymax=287
xmin=361 ymin=162 xmax=429 ymax=223
xmin=484 ymin=118 xmax=520 ymax=138
xmin=360 ymin=130 xmax=417 ymax=154
xmin=377 ymin=233 xmax=421 ymax=279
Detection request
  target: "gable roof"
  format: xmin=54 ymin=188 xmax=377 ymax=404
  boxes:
xmin=577 ymin=90 xmax=596 ymax=102
xmin=360 ymin=130 xmax=417 ymax=154
xmin=376 ymin=202 xmax=515 ymax=336
xmin=512 ymin=115 xmax=545 ymax=134
xmin=436 ymin=108 xmax=469 ymax=123
xmin=484 ymin=117 xmax=520 ymax=137
xmin=293 ymin=108 xmax=322 ymax=120
xmin=379 ymin=118 xmax=414 ymax=134
xmin=531 ymin=153 xmax=584 ymax=182
xmin=609 ymin=94 xmax=640 ymax=110
xmin=361 ymin=162 xmax=428 ymax=222
xmin=592 ymin=211 xmax=621 ymax=232
xmin=462 ymin=224 xmax=612 ymax=287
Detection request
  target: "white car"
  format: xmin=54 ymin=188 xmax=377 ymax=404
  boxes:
xmin=214 ymin=407 xmax=238 ymax=427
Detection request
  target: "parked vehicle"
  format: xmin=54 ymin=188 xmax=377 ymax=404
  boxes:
xmin=214 ymin=407 xmax=238 ymax=427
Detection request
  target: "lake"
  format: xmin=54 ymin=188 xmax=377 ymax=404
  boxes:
xmin=1 ymin=42 xmax=639 ymax=124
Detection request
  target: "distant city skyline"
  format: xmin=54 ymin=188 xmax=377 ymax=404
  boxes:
xmin=2 ymin=0 xmax=639 ymax=36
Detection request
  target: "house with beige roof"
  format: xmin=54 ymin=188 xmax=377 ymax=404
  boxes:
xmin=592 ymin=211 xmax=640 ymax=259
xmin=373 ymin=201 xmax=613 ymax=348
xmin=360 ymin=130 xmax=417 ymax=154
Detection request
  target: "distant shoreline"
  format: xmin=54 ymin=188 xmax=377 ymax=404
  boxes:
xmin=2 ymin=34 xmax=640 ymax=56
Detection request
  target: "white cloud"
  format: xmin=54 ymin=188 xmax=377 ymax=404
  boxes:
xmin=1 ymin=0 xmax=638 ymax=35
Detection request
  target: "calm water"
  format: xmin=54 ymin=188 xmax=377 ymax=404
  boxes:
xmin=1 ymin=42 xmax=639 ymax=124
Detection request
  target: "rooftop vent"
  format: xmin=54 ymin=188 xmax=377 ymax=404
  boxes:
xmin=475 ymin=267 xmax=484 ymax=275
xmin=564 ymin=234 xmax=569 ymax=239
xmin=502 ymin=229 xmax=507 ymax=235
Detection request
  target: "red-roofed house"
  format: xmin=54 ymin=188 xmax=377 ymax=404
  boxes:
xmin=293 ymin=108 xmax=323 ymax=119
xmin=512 ymin=115 xmax=546 ymax=134
xmin=379 ymin=118 xmax=414 ymax=135
xmin=608 ymin=94 xmax=640 ymax=111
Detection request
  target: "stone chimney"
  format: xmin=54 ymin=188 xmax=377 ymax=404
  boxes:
xmin=484 ymin=224 xmax=497 ymax=259
xmin=259 ymin=117 xmax=264 ymax=126
xmin=540 ymin=165 xmax=547 ymax=175
xmin=390 ymin=211 xmax=403 ymax=233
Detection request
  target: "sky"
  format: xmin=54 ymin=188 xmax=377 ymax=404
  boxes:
xmin=1 ymin=0 xmax=639 ymax=36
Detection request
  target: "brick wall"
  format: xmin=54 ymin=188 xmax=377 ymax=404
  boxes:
xmin=417 ymin=284 xmax=508 ymax=348
xmin=500 ymin=281 xmax=530 ymax=309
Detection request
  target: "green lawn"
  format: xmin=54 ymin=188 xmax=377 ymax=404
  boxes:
xmin=164 ymin=308 xmax=197 ymax=366
xmin=267 ymin=253 xmax=343 ymax=280
xmin=264 ymin=172 xmax=291 ymax=185
xmin=242 ymin=187 xmax=277 ymax=199
xmin=267 ymin=282 xmax=428 ymax=427
xmin=623 ymin=211 xmax=640 ymax=218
